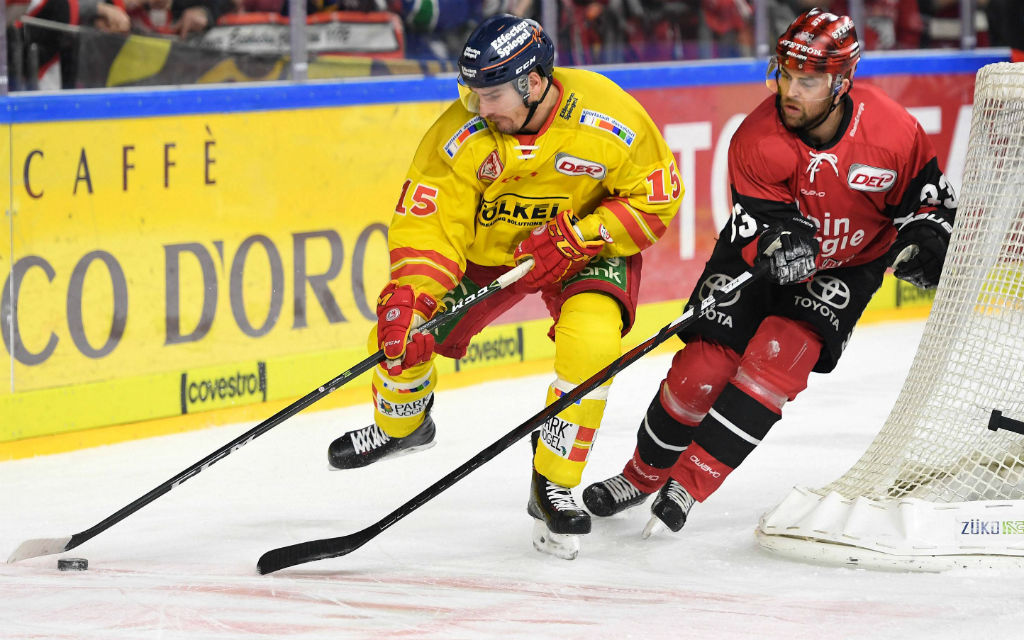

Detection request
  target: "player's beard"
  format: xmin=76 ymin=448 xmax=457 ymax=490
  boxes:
xmin=483 ymin=107 xmax=530 ymax=135
xmin=489 ymin=117 xmax=521 ymax=135
xmin=777 ymin=95 xmax=833 ymax=132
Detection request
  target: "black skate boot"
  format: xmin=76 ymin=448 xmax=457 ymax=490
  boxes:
xmin=642 ymin=478 xmax=696 ymax=538
xmin=327 ymin=404 xmax=436 ymax=469
xmin=582 ymin=473 xmax=652 ymax=517
xmin=527 ymin=468 xmax=592 ymax=560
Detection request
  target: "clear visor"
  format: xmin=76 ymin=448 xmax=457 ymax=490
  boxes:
xmin=765 ymin=56 xmax=836 ymax=104
xmin=457 ymin=78 xmax=524 ymax=115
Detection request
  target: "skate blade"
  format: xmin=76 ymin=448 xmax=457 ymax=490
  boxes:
xmin=531 ymin=520 xmax=580 ymax=560
xmin=641 ymin=515 xmax=667 ymax=539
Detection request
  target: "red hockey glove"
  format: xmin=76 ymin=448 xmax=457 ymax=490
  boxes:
xmin=376 ymin=280 xmax=440 ymax=375
xmin=513 ymin=209 xmax=605 ymax=290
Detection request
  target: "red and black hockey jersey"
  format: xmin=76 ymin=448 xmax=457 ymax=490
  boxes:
xmin=728 ymin=83 xmax=957 ymax=272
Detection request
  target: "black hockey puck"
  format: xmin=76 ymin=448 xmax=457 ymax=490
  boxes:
xmin=57 ymin=558 xmax=88 ymax=571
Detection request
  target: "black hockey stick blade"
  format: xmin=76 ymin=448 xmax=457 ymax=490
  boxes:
xmin=988 ymin=409 xmax=1024 ymax=435
xmin=7 ymin=260 xmax=534 ymax=565
xmin=257 ymin=264 xmax=768 ymax=574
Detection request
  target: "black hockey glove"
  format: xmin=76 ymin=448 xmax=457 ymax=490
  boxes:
xmin=756 ymin=222 xmax=819 ymax=285
xmin=889 ymin=222 xmax=950 ymax=290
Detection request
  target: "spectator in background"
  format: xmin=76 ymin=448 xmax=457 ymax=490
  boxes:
xmin=701 ymin=0 xmax=753 ymax=57
xmin=11 ymin=0 xmax=135 ymax=89
xmin=129 ymin=0 xmax=235 ymax=37
xmin=770 ymin=0 xmax=922 ymax=50
xmin=919 ymin=0 xmax=989 ymax=48
xmin=388 ymin=0 xmax=536 ymax=61
xmin=559 ymin=1 xmax=754 ymax=65
xmin=831 ymin=0 xmax=922 ymax=49
xmin=282 ymin=0 xmax=385 ymax=16
xmin=985 ymin=0 xmax=1024 ymax=61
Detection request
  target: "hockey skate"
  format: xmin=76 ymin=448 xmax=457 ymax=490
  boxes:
xmin=327 ymin=412 xmax=436 ymax=470
xmin=527 ymin=469 xmax=592 ymax=560
xmin=582 ymin=473 xmax=652 ymax=517
xmin=642 ymin=478 xmax=696 ymax=538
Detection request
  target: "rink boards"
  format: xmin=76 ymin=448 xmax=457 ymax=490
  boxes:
xmin=0 ymin=50 xmax=1004 ymax=457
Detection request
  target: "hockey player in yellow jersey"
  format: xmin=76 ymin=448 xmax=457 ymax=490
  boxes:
xmin=327 ymin=14 xmax=683 ymax=559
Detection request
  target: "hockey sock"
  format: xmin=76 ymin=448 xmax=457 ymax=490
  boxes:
xmin=370 ymin=361 xmax=437 ymax=437
xmin=626 ymin=339 xmax=741 ymax=492
xmin=534 ymin=378 xmax=608 ymax=488
xmin=622 ymin=392 xmax=693 ymax=492
xmin=536 ymin=292 xmax=622 ymax=488
xmin=671 ymin=383 xmax=782 ymax=501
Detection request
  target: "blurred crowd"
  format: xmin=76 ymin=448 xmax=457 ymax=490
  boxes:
xmin=553 ymin=0 xmax=1022 ymax=64
xmin=5 ymin=0 xmax=1023 ymax=90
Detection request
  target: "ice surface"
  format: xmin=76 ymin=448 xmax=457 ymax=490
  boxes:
xmin=2 ymin=319 xmax=1020 ymax=639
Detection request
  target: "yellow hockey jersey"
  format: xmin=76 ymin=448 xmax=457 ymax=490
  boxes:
xmin=388 ymin=66 xmax=683 ymax=299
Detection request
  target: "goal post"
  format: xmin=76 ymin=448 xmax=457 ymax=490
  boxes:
xmin=756 ymin=62 xmax=1024 ymax=571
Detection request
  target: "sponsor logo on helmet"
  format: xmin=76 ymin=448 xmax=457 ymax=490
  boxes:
xmin=794 ymin=31 xmax=815 ymax=43
xmin=463 ymin=46 xmax=480 ymax=60
xmin=781 ymin=40 xmax=825 ymax=56
xmin=514 ymin=55 xmax=536 ymax=76
xmin=477 ymin=150 xmax=503 ymax=182
xmin=554 ymin=153 xmax=606 ymax=179
xmin=847 ymin=164 xmax=896 ymax=192
xmin=491 ymin=21 xmax=532 ymax=59
xmin=443 ymin=117 xmax=488 ymax=158
xmin=810 ymin=11 xmax=836 ymax=27
xmin=460 ymin=65 xmax=477 ymax=78
xmin=831 ymin=20 xmax=854 ymax=40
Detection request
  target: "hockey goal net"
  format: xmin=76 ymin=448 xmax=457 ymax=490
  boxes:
xmin=756 ymin=62 xmax=1024 ymax=571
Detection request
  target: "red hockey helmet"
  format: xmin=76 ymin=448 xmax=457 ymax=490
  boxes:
xmin=775 ymin=8 xmax=860 ymax=78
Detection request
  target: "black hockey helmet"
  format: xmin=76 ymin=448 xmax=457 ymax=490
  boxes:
xmin=458 ymin=14 xmax=555 ymax=101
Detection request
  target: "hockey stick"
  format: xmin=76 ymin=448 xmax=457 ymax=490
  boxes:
xmin=257 ymin=263 xmax=769 ymax=574
xmin=7 ymin=259 xmax=535 ymax=564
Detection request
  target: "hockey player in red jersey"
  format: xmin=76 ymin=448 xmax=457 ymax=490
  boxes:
xmin=583 ymin=8 xmax=957 ymax=536
xmin=326 ymin=14 xmax=682 ymax=558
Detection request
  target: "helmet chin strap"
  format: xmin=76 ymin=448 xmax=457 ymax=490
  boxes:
xmin=517 ymin=74 xmax=553 ymax=134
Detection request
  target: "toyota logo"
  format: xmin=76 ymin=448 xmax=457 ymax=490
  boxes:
xmin=698 ymin=273 xmax=741 ymax=308
xmin=807 ymin=275 xmax=851 ymax=309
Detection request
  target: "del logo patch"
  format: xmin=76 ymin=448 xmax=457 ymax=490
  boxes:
xmin=554 ymin=152 xmax=606 ymax=179
xmin=847 ymin=163 xmax=897 ymax=192
xmin=477 ymin=150 xmax=503 ymax=182
xmin=579 ymin=109 xmax=635 ymax=146
xmin=444 ymin=117 xmax=488 ymax=158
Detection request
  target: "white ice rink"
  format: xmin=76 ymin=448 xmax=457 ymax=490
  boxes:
xmin=2 ymin=318 xmax=1021 ymax=639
